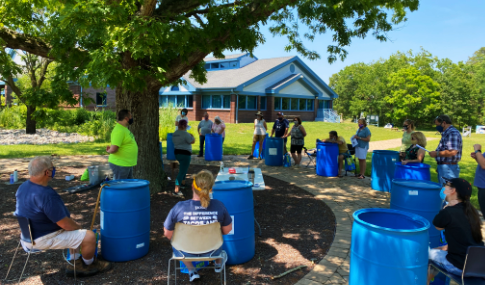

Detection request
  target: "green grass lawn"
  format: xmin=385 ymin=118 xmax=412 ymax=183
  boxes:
xmin=358 ymin=132 xmax=485 ymax=209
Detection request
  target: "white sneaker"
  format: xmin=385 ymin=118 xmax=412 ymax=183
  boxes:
xmin=189 ymin=271 xmax=200 ymax=282
xmin=214 ymin=252 xmax=228 ymax=273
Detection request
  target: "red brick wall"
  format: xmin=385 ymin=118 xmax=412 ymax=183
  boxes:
xmin=67 ymin=85 xmax=116 ymax=111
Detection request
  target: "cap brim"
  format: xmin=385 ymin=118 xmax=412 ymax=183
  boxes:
xmin=442 ymin=177 xmax=453 ymax=185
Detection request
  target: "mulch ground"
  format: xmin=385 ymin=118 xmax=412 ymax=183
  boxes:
xmin=0 ymin=165 xmax=335 ymax=284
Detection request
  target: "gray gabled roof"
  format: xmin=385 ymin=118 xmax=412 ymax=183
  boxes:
xmin=203 ymin=53 xmax=247 ymax=62
xmin=184 ymin=56 xmax=295 ymax=89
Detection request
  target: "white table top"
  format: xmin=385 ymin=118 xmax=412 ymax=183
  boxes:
xmin=215 ymin=167 xmax=265 ymax=191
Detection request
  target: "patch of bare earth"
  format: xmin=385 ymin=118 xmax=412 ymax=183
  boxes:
xmin=0 ymin=165 xmax=335 ymax=284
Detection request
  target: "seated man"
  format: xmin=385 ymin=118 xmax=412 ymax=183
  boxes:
xmin=164 ymin=170 xmax=232 ymax=282
xmin=15 ymin=156 xmax=112 ymax=277
xmin=320 ymin=131 xmax=348 ymax=177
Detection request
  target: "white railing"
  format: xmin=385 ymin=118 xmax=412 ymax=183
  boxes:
xmin=322 ymin=109 xmax=340 ymax=123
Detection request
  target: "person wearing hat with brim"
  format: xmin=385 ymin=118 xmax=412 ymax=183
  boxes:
xmin=270 ymin=112 xmax=290 ymax=154
xmin=427 ymin=177 xmax=483 ymax=283
xmin=211 ymin=116 xmax=226 ymax=144
xmin=248 ymin=111 xmax=268 ymax=159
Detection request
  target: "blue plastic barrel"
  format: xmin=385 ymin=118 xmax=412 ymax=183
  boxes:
xmin=100 ymin=179 xmax=150 ymax=262
xmin=371 ymin=150 xmax=400 ymax=192
xmin=350 ymin=208 xmax=429 ymax=285
xmin=264 ymin=137 xmax=283 ymax=166
xmin=253 ymin=133 xmax=268 ymax=159
xmin=391 ymin=179 xmax=442 ymax=248
xmin=316 ymin=142 xmax=339 ymax=177
xmin=394 ymin=162 xmax=431 ymax=181
xmin=167 ymin=133 xmax=176 ymax=161
xmin=212 ymin=181 xmax=254 ymax=265
xmin=205 ymin=134 xmax=223 ymax=161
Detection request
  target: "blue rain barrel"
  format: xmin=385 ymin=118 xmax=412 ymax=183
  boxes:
xmin=100 ymin=179 xmax=150 ymax=262
xmin=350 ymin=208 xmax=429 ymax=285
xmin=394 ymin=162 xmax=431 ymax=181
xmin=167 ymin=133 xmax=176 ymax=161
xmin=371 ymin=150 xmax=400 ymax=192
xmin=391 ymin=179 xmax=442 ymax=248
xmin=264 ymin=137 xmax=283 ymax=166
xmin=212 ymin=181 xmax=255 ymax=265
xmin=316 ymin=142 xmax=339 ymax=177
xmin=205 ymin=134 xmax=223 ymax=161
xmin=253 ymin=133 xmax=268 ymax=159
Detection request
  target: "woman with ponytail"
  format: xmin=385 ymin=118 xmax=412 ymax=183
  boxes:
xmin=427 ymin=178 xmax=484 ymax=284
xmin=163 ymin=170 xmax=233 ymax=282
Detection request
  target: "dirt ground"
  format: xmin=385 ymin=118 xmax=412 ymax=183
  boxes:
xmin=0 ymin=165 xmax=335 ymax=284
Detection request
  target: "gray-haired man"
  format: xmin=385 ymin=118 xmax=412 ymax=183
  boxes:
xmin=14 ymin=156 xmax=112 ymax=277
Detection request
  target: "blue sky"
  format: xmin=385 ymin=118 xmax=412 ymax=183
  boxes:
xmin=229 ymin=1 xmax=485 ymax=83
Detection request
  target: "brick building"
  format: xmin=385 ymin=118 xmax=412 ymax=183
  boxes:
xmin=159 ymin=53 xmax=338 ymax=123
xmin=67 ymin=83 xmax=116 ymax=111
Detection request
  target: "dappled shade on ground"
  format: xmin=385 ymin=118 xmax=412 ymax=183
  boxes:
xmin=0 ymin=165 xmax=335 ymax=284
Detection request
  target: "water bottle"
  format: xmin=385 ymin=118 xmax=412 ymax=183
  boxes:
xmin=220 ymin=162 xmax=224 ymax=173
xmin=10 ymin=174 xmax=14 ymax=184
xmin=105 ymin=175 xmax=109 ymax=181
xmin=13 ymin=170 xmax=18 ymax=182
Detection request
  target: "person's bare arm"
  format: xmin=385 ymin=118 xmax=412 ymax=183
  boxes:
xmin=56 ymin=217 xmax=82 ymax=231
xmin=164 ymin=227 xmax=173 ymax=240
xmin=435 ymin=226 xmax=444 ymax=231
xmin=221 ymin=223 xmax=233 ymax=235
xmin=106 ymin=145 xmax=119 ymax=154
xmin=263 ymin=121 xmax=268 ymax=132
xmin=358 ymin=135 xmax=371 ymax=142
xmin=430 ymin=150 xmax=458 ymax=158
xmin=402 ymin=149 xmax=426 ymax=165
xmin=283 ymin=127 xmax=289 ymax=137
xmin=300 ymin=125 xmax=307 ymax=137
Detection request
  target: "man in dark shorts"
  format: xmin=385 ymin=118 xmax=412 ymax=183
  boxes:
xmin=270 ymin=112 xmax=289 ymax=153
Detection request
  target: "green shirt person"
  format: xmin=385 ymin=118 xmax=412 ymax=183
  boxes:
xmin=106 ymin=109 xmax=138 ymax=180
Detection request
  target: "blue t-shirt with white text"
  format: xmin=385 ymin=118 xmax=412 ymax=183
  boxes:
xmin=163 ymin=199 xmax=232 ymax=231
xmin=15 ymin=180 xmax=70 ymax=240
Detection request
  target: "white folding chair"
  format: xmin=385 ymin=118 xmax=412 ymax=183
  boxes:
xmin=168 ymin=222 xmax=227 ymax=285
xmin=3 ymin=215 xmax=77 ymax=284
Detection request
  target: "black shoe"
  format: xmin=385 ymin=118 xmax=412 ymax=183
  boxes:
xmin=65 ymin=258 xmax=112 ymax=277
xmin=247 ymin=155 xmax=254 ymax=160
xmin=197 ymin=154 xmax=203 ymax=157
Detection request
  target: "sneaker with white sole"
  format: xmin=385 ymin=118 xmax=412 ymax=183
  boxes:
xmin=189 ymin=271 xmax=200 ymax=282
xmin=214 ymin=252 xmax=228 ymax=273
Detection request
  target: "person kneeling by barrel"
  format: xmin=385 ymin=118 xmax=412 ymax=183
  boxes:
xmin=427 ymin=178 xmax=483 ymax=284
xmin=14 ymin=156 xmax=112 ymax=277
xmin=163 ymin=170 xmax=233 ymax=282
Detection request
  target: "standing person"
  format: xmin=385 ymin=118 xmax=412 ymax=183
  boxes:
xmin=427 ymin=178 xmax=483 ymax=283
xmin=197 ymin=113 xmax=213 ymax=157
xmin=400 ymin=119 xmax=415 ymax=160
xmin=248 ymin=111 xmax=267 ymax=160
xmin=401 ymin=132 xmax=427 ymax=165
xmin=270 ymin=112 xmax=289 ymax=154
xmin=211 ymin=116 xmax=226 ymax=144
xmin=172 ymin=119 xmax=195 ymax=197
xmin=471 ymin=143 xmax=485 ymax=216
xmin=163 ymin=170 xmax=232 ymax=282
xmin=14 ymin=157 xmax=112 ymax=277
xmin=286 ymin=117 xmax=306 ymax=167
xmin=352 ymin=119 xmax=371 ymax=179
xmin=175 ymin=108 xmax=189 ymax=130
xmin=429 ymin=115 xmax=462 ymax=185
xmin=322 ymin=131 xmax=348 ymax=177
xmin=107 ymin=109 xmax=138 ymax=180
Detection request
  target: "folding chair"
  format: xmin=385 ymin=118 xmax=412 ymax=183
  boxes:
xmin=303 ymin=147 xmax=317 ymax=168
xmin=168 ymin=222 xmax=227 ymax=285
xmin=3 ymin=215 xmax=77 ymax=284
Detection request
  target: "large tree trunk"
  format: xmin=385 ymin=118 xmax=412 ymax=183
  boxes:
xmin=26 ymin=105 xmax=37 ymax=134
xmin=116 ymin=81 xmax=167 ymax=194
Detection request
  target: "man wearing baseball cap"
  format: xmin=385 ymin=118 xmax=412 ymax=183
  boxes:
xmin=271 ymin=112 xmax=289 ymax=154
xmin=428 ymin=177 xmax=483 ymax=282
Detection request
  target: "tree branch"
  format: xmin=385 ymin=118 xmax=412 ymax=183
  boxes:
xmin=37 ymin=58 xmax=52 ymax=88
xmin=154 ymin=0 xmax=205 ymax=17
xmin=139 ymin=0 xmax=158 ymax=17
xmin=5 ymin=75 xmax=23 ymax=104
xmin=184 ymin=2 xmax=240 ymax=18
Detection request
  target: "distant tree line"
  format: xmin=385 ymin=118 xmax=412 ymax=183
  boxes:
xmin=329 ymin=48 xmax=485 ymax=128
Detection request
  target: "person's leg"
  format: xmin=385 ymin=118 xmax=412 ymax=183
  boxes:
xmin=198 ymin=135 xmax=205 ymax=156
xmin=109 ymin=163 xmax=131 ymax=180
xmin=175 ymin=155 xmax=191 ymax=190
xmin=338 ymin=154 xmax=344 ymax=176
xmin=258 ymin=136 xmax=265 ymax=159
xmin=126 ymin=167 xmax=134 ymax=179
xmin=283 ymin=137 xmax=288 ymax=154
xmin=250 ymin=136 xmax=257 ymax=157
xmin=296 ymin=147 xmax=302 ymax=165
xmin=436 ymin=164 xmax=444 ymax=186
xmin=359 ymin=159 xmax=366 ymax=176
xmin=478 ymin=187 xmax=485 ymax=216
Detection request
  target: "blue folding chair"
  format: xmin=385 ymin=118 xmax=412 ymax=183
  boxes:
xmin=3 ymin=215 xmax=77 ymax=284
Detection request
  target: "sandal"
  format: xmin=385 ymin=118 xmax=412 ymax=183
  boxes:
xmin=337 ymin=175 xmax=343 ymax=178
xmin=357 ymin=174 xmax=365 ymax=179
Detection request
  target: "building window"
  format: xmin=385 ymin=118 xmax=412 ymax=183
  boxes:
xmin=201 ymin=95 xmax=231 ymax=109
xmin=260 ymin=97 xmax=267 ymax=110
xmin=274 ymin=97 xmax=316 ymax=111
xmin=171 ymin=86 xmax=179 ymax=91
xmin=204 ymin=61 xmax=238 ymax=70
xmin=238 ymin=95 xmax=257 ymax=110
xmin=96 ymin=92 xmax=107 ymax=106
xmin=159 ymin=95 xmax=194 ymax=108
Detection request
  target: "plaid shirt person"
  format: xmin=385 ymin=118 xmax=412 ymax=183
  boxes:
xmin=435 ymin=125 xmax=462 ymax=164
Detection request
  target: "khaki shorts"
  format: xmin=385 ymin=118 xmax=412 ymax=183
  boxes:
xmin=253 ymin=134 xmax=265 ymax=143
xmin=21 ymin=229 xmax=87 ymax=251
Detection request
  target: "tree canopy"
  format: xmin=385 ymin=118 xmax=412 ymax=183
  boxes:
xmin=0 ymin=0 xmax=420 ymax=192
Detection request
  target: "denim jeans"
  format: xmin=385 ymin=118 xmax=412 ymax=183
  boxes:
xmin=437 ymin=164 xmax=460 ymax=185
xmin=429 ymin=248 xmax=462 ymax=276
xmin=199 ymin=135 xmax=206 ymax=156
xmin=109 ymin=163 xmax=134 ymax=180
xmin=172 ymin=246 xmax=222 ymax=258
